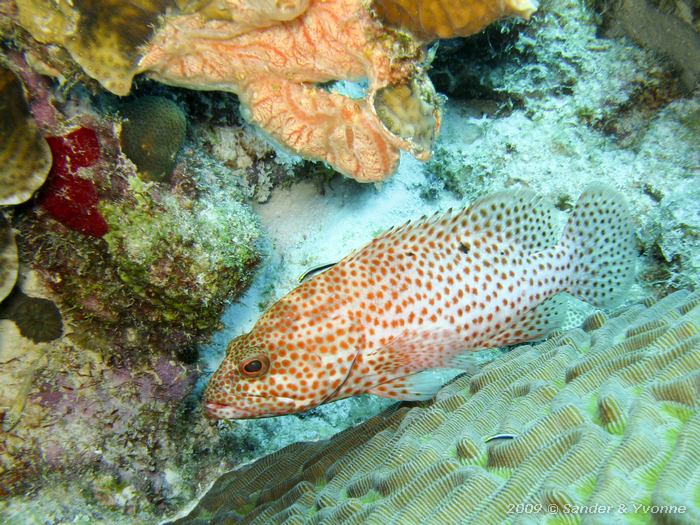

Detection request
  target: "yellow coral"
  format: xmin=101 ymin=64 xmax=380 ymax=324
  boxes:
xmin=372 ymin=0 xmax=539 ymax=40
xmin=16 ymin=0 xmax=176 ymax=95
xmin=169 ymin=290 xmax=700 ymax=524
xmin=0 ymin=214 xmax=18 ymax=303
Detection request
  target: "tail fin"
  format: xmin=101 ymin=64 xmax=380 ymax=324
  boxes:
xmin=561 ymin=184 xmax=636 ymax=308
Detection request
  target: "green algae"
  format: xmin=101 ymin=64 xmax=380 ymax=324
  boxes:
xmin=100 ymin=176 xmax=260 ymax=332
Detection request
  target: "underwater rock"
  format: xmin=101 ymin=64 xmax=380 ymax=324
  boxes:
xmin=590 ymin=0 xmax=700 ymax=88
xmin=0 ymin=267 xmax=207 ymax=508
xmin=119 ymin=95 xmax=187 ymax=182
xmin=37 ymin=127 xmax=108 ymax=238
xmin=170 ymin=290 xmax=700 ymax=524
xmin=99 ymin=176 xmax=261 ymax=337
xmin=18 ymin=178 xmax=261 ymax=355
xmin=0 ymin=214 xmax=18 ymax=303
xmin=2 ymin=84 xmax=264 ymax=354
xmin=0 ymin=64 xmax=51 ymax=206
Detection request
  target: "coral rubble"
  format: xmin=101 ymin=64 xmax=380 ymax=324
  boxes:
xmin=170 ymin=290 xmax=700 ymax=524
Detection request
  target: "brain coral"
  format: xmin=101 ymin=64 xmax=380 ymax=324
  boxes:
xmin=170 ymin=290 xmax=700 ymax=524
xmin=119 ymin=95 xmax=187 ymax=182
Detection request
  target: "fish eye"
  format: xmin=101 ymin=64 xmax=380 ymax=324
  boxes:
xmin=239 ymin=355 xmax=270 ymax=378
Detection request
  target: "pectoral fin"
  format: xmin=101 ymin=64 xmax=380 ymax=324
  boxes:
xmin=367 ymin=369 xmax=465 ymax=401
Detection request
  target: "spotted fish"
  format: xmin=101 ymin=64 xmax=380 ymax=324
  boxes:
xmin=205 ymin=184 xmax=636 ymax=419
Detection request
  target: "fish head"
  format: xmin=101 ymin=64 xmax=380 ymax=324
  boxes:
xmin=203 ymin=333 xmax=296 ymax=419
xmin=204 ymin=294 xmax=360 ymax=419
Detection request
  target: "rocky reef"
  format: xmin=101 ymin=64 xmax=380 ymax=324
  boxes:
xmin=170 ymin=290 xmax=700 ymax=524
xmin=5 ymin=0 xmax=538 ymax=181
xmin=0 ymin=15 xmax=273 ymax=519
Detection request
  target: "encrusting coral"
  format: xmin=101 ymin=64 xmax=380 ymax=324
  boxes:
xmin=170 ymin=290 xmax=700 ymax=524
xmin=0 ymin=289 xmax=63 ymax=343
xmin=14 ymin=0 xmax=176 ymax=96
xmin=0 ymin=63 xmax=51 ymax=206
xmin=11 ymin=0 xmax=536 ymax=181
xmin=0 ymin=214 xmax=18 ymax=303
xmin=119 ymin=95 xmax=187 ymax=182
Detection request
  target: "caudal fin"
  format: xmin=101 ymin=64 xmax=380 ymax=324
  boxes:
xmin=561 ymin=184 xmax=636 ymax=308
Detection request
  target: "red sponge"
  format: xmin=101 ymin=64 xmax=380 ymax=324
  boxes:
xmin=38 ymin=128 xmax=108 ymax=237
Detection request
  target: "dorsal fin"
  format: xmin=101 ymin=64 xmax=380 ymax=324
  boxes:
xmin=453 ymin=189 xmax=561 ymax=252
xmin=360 ymin=189 xmax=562 ymax=259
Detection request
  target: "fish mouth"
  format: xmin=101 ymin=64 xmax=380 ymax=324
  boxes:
xmin=204 ymin=394 xmax=300 ymax=420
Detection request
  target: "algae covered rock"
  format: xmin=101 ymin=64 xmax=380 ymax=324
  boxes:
xmin=171 ymin=290 xmax=700 ymax=524
xmin=119 ymin=95 xmax=187 ymax=182
xmin=99 ymin=176 xmax=260 ymax=333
